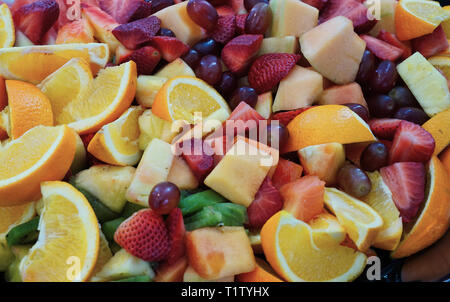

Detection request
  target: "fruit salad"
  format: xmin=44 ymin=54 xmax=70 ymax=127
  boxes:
xmin=0 ymin=0 xmax=449 ymax=283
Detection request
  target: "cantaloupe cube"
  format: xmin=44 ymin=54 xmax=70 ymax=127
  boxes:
xmin=183 ymin=266 xmax=235 ymax=282
xmin=154 ymin=257 xmax=188 ymax=282
xmin=153 ymin=2 xmax=207 ymax=46
xmin=258 ymin=36 xmax=299 ymax=55
xmin=235 ymin=136 xmax=279 ymax=177
xmin=204 ymin=139 xmax=272 ymax=207
xmin=154 ymin=58 xmax=195 ymax=78
xmin=300 ymin=16 xmax=366 ymax=84
xmin=126 ymin=138 xmax=174 ymax=206
xmin=186 ymin=226 xmax=255 ymax=280
xmin=273 ymin=65 xmax=323 ymax=112
xmin=167 ymin=156 xmax=199 ymax=190
xmin=269 ymin=0 xmax=318 ymax=37
xmin=136 ymin=76 xmax=167 ymax=108
xmin=318 ymin=82 xmax=368 ymax=108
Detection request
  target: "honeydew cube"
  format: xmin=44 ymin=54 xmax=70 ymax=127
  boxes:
xmin=126 ymin=138 xmax=174 ymax=206
xmin=136 ymin=76 xmax=167 ymax=108
xmin=318 ymin=83 xmax=368 ymax=108
xmin=204 ymin=139 xmax=272 ymax=207
xmin=154 ymin=58 xmax=195 ymax=78
xmin=273 ymin=65 xmax=323 ymax=112
xmin=152 ymin=2 xmax=207 ymax=46
xmin=257 ymin=36 xmax=299 ymax=55
xmin=397 ymin=52 xmax=450 ymax=116
xmin=269 ymin=0 xmax=319 ymax=37
xmin=255 ymin=92 xmax=273 ymax=119
xmin=300 ymin=16 xmax=366 ymax=85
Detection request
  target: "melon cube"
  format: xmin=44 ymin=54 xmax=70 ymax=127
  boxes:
xmin=154 ymin=58 xmax=195 ymax=78
xmin=257 ymin=36 xmax=299 ymax=55
xmin=269 ymin=0 xmax=318 ymax=37
xmin=272 ymin=65 xmax=323 ymax=112
xmin=136 ymin=76 xmax=167 ymax=108
xmin=183 ymin=266 xmax=235 ymax=282
xmin=255 ymin=92 xmax=272 ymax=119
xmin=167 ymin=156 xmax=199 ymax=190
xmin=300 ymin=16 xmax=366 ymax=84
xmin=318 ymin=82 xmax=368 ymax=108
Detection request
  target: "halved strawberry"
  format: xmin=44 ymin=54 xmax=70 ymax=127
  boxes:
xmin=411 ymin=25 xmax=449 ymax=58
xmin=389 ymin=121 xmax=435 ymax=164
xmin=221 ymin=34 xmax=263 ymax=75
xmin=179 ymin=138 xmax=215 ymax=181
xmin=380 ymin=162 xmax=426 ymax=222
xmin=248 ymin=53 xmax=301 ymax=93
xmin=247 ymin=177 xmax=283 ymax=228
xmin=115 ymin=44 xmax=133 ymax=64
xmin=165 ymin=208 xmax=186 ymax=265
xmin=377 ymin=30 xmax=412 ymax=60
xmin=235 ymin=13 xmax=247 ymax=35
xmin=211 ymin=14 xmax=236 ymax=44
xmin=98 ymin=0 xmax=152 ymax=24
xmin=148 ymin=36 xmax=190 ymax=62
xmin=118 ymin=46 xmax=161 ymax=75
xmin=271 ymin=158 xmax=303 ymax=190
xmin=368 ymin=118 xmax=402 ymax=140
xmin=216 ymin=5 xmax=235 ymax=17
xmin=112 ymin=16 xmax=161 ymax=49
xmin=270 ymin=107 xmax=312 ymax=127
xmin=360 ymin=35 xmax=403 ymax=61
xmin=114 ymin=209 xmax=171 ymax=261
xmin=13 ymin=0 xmax=60 ymax=44
xmin=303 ymin=0 xmax=328 ymax=10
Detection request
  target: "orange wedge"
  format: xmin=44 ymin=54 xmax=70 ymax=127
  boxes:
xmin=0 ymin=4 xmax=14 ymax=48
xmin=395 ymin=0 xmax=448 ymax=41
xmin=236 ymin=258 xmax=283 ymax=282
xmin=19 ymin=181 xmax=99 ymax=282
xmin=439 ymin=146 xmax=450 ymax=174
xmin=5 ymin=80 xmax=53 ymax=139
xmin=0 ymin=125 xmax=76 ymax=206
xmin=261 ymin=210 xmax=367 ymax=282
xmin=283 ymin=105 xmax=376 ymax=153
xmin=0 ymin=202 xmax=35 ymax=240
xmin=391 ymin=156 xmax=450 ymax=258
xmin=422 ymin=108 xmax=450 ymax=155
xmin=0 ymin=43 xmax=109 ymax=84
xmin=152 ymin=76 xmax=230 ymax=124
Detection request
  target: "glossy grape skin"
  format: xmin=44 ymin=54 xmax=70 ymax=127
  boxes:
xmin=215 ymin=71 xmax=237 ymax=97
xmin=367 ymin=94 xmax=395 ymax=118
xmin=192 ymin=38 xmax=220 ymax=56
xmin=343 ymin=103 xmax=370 ymax=122
xmin=337 ymin=164 xmax=372 ymax=198
xmin=151 ymin=0 xmax=174 ymax=14
xmin=195 ymin=55 xmax=222 ymax=85
xmin=393 ymin=107 xmax=429 ymax=125
xmin=159 ymin=28 xmax=176 ymax=37
xmin=265 ymin=123 xmax=289 ymax=149
xmin=370 ymin=60 xmax=398 ymax=94
xmin=207 ymin=0 xmax=227 ymax=6
xmin=388 ymin=86 xmax=420 ymax=109
xmin=182 ymin=49 xmax=202 ymax=69
xmin=229 ymin=86 xmax=258 ymax=109
xmin=360 ymin=142 xmax=388 ymax=172
xmin=244 ymin=0 xmax=269 ymax=11
xmin=149 ymin=182 xmax=181 ymax=215
xmin=356 ymin=50 xmax=376 ymax=87
xmin=245 ymin=3 xmax=272 ymax=35
xmin=187 ymin=0 xmax=218 ymax=32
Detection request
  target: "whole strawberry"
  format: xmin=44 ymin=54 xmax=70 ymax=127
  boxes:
xmin=114 ymin=209 xmax=170 ymax=262
xmin=248 ymin=53 xmax=301 ymax=93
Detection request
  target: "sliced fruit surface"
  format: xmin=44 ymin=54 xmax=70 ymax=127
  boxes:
xmin=422 ymin=108 xmax=450 ymax=155
xmin=236 ymin=258 xmax=283 ymax=282
xmin=19 ymin=181 xmax=99 ymax=281
xmin=0 ymin=3 xmax=15 ymax=48
xmin=0 ymin=202 xmax=35 ymax=240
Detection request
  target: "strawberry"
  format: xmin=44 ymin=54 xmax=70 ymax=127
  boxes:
xmin=221 ymin=34 xmax=263 ymax=75
xmin=389 ymin=121 xmax=435 ymax=164
xmin=302 ymin=0 xmax=328 ymax=10
xmin=368 ymin=118 xmax=402 ymax=140
xmin=212 ymin=14 xmax=236 ymax=44
xmin=98 ymin=0 xmax=152 ymax=24
xmin=380 ymin=162 xmax=426 ymax=222
xmin=248 ymin=53 xmax=301 ymax=93
xmin=271 ymin=158 xmax=303 ymax=190
xmin=228 ymin=0 xmax=246 ymax=14
xmin=114 ymin=44 xmax=133 ymax=64
xmin=13 ymin=0 xmax=60 ymax=44
xmin=235 ymin=13 xmax=247 ymax=35
xmin=216 ymin=5 xmax=235 ymax=17
xmin=118 ymin=46 xmax=161 ymax=75
xmin=114 ymin=209 xmax=171 ymax=261
xmin=271 ymin=107 xmax=312 ymax=127
xmin=411 ymin=25 xmax=449 ymax=58
xmin=360 ymin=35 xmax=403 ymax=61
xmin=377 ymin=30 xmax=411 ymax=60
xmin=319 ymin=0 xmax=377 ymax=34
xmin=148 ymin=36 xmax=190 ymax=62
xmin=247 ymin=177 xmax=283 ymax=228
xmin=179 ymin=138 xmax=215 ymax=181
xmin=112 ymin=16 xmax=161 ymax=50
xmin=165 ymin=208 xmax=186 ymax=265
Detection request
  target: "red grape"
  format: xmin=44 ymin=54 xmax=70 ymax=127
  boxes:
xmin=195 ymin=55 xmax=222 ymax=85
xmin=388 ymin=86 xmax=420 ymax=109
xmin=394 ymin=107 xmax=429 ymax=125
xmin=149 ymin=182 xmax=181 ymax=215
xmin=370 ymin=60 xmax=398 ymax=94
xmin=367 ymin=94 xmax=395 ymax=118
xmin=337 ymin=164 xmax=372 ymax=198
xmin=192 ymin=38 xmax=220 ymax=55
xmin=215 ymin=71 xmax=237 ymax=97
xmin=343 ymin=103 xmax=370 ymax=122
xmin=245 ymin=3 xmax=272 ymax=35
xmin=264 ymin=123 xmax=289 ymax=149
xmin=159 ymin=28 xmax=176 ymax=37
xmin=360 ymin=142 xmax=388 ymax=172
xmin=229 ymin=86 xmax=258 ymax=109
xmin=182 ymin=49 xmax=202 ymax=68
xmin=356 ymin=50 xmax=376 ymax=87
xmin=244 ymin=0 xmax=269 ymax=11
xmin=187 ymin=0 xmax=218 ymax=32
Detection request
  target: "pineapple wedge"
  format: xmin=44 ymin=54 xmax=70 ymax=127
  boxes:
xmin=136 ymin=76 xmax=167 ymax=108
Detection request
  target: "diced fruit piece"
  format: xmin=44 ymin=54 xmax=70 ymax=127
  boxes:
xmin=216 ymin=5 xmax=235 ymax=17
xmin=300 ymin=16 xmax=366 ymax=84
xmin=211 ymin=14 xmax=236 ymax=44
xmin=422 ymin=108 xmax=450 ymax=155
xmin=154 ymin=256 xmax=188 ymax=282
xmin=397 ymin=52 xmax=450 ymax=117
xmin=167 ymin=156 xmax=199 ymax=190
xmin=153 ymin=2 xmax=207 ymax=46
xmin=13 ymin=0 xmax=59 ymax=44
xmin=98 ymin=0 xmax=152 ymax=24
xmin=318 ymin=83 xmax=367 ymax=108
xmin=377 ymin=29 xmax=412 ymax=60
xmin=359 ymin=35 xmax=403 ymax=61
xmin=389 ymin=120 xmax=435 ymax=164
xmin=154 ymin=58 xmax=195 ymax=79
xmin=272 ymin=65 xmax=323 ymax=112
xmin=91 ymin=249 xmax=155 ymax=282
xmin=257 ymin=36 xmax=299 ymax=55
xmin=178 ymin=138 xmax=214 ymax=181
xmin=136 ymin=75 xmax=167 ymax=108
xmin=126 ymin=138 xmax=174 ymax=206
xmin=186 ymin=226 xmax=255 ymax=280
xmin=117 ymin=46 xmax=161 ymax=75
xmin=280 ymin=175 xmax=324 ymax=222
xmin=308 ymin=212 xmax=347 ymax=244
xmin=71 ymin=165 xmax=135 ymax=213
xmin=255 ymin=92 xmax=272 ymax=119
xmin=183 ymin=265 xmax=234 ymax=282
xmin=270 ymin=107 xmax=311 ymax=127
xmin=271 ymin=158 xmax=303 ymax=190
xmin=112 ymin=16 xmax=161 ymax=50
xmin=235 ymin=13 xmax=247 ymax=34
xmin=5 ymin=245 xmax=31 ymax=282
xmin=0 ymin=3 xmax=14 ymax=48
xmin=204 ymin=138 xmax=272 ymax=207
xmin=82 ymin=4 xmax=120 ymax=52
xmin=221 ymin=34 xmax=263 ymax=75
xmin=236 ymin=257 xmax=283 ymax=282
xmin=14 ymin=30 xmax=34 ymax=47
xmin=137 ymin=109 xmax=177 ymax=150
xmin=165 ymin=208 xmax=186 ymax=264
xmin=56 ymin=18 xmax=94 ymax=44
xmin=269 ymin=0 xmax=318 ymax=37
xmin=412 ymin=25 xmax=449 ymax=58
xmin=298 ymin=142 xmax=345 ymax=185
xmin=247 ymin=177 xmax=283 ymax=228
xmin=367 ymin=0 xmax=396 ymax=36
xmin=148 ymin=36 xmax=190 ymax=62
xmin=368 ymin=118 xmax=401 ymax=140
xmin=380 ymin=162 xmax=426 ymax=222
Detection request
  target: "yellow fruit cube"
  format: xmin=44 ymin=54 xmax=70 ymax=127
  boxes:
xmin=136 ymin=76 xmax=167 ymax=108
xmin=154 ymin=58 xmax=195 ymax=78
xmin=258 ymin=36 xmax=299 ymax=55
xmin=269 ymin=0 xmax=318 ymax=37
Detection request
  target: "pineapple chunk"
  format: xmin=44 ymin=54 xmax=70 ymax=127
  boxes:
xmin=138 ymin=110 xmax=178 ymax=150
xmin=258 ymin=36 xmax=299 ymax=55
xmin=269 ymin=0 xmax=318 ymax=37
xmin=154 ymin=58 xmax=195 ymax=78
xmin=136 ymin=76 xmax=167 ymax=108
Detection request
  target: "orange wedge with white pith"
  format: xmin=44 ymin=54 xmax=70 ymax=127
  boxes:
xmin=0 ymin=4 xmax=14 ymax=48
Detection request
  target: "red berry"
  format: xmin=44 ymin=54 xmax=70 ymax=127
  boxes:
xmin=211 ymin=14 xmax=236 ymax=44
xmin=368 ymin=118 xmax=402 ymax=140
xmin=271 ymin=158 xmax=303 ymax=190
xmin=112 ymin=16 xmax=161 ymax=50
xmin=270 ymin=107 xmax=312 ymax=127
xmin=221 ymin=34 xmax=263 ymax=75
xmin=148 ymin=36 xmax=190 ymax=62
xmin=98 ymin=0 xmax=152 ymax=24
xmin=165 ymin=208 xmax=186 ymax=264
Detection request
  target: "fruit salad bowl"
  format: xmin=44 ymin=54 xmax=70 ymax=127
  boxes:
xmin=0 ymin=0 xmax=449 ymax=283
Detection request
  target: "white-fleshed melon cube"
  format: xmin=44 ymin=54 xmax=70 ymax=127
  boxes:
xmin=258 ymin=36 xmax=299 ymax=55
xmin=255 ymin=92 xmax=273 ymax=119
xmin=269 ymin=0 xmax=318 ymax=37
xmin=136 ymin=76 xmax=167 ymax=108
xmin=154 ymin=58 xmax=195 ymax=78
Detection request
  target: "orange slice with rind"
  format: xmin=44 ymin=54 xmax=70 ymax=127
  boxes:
xmin=0 ymin=4 xmax=14 ymax=48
